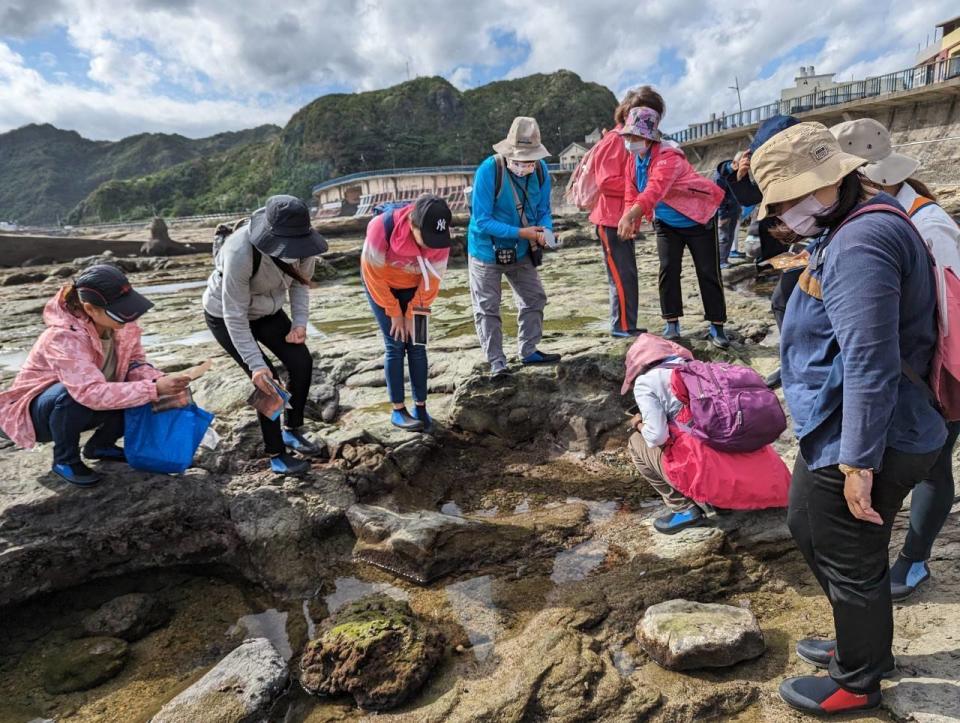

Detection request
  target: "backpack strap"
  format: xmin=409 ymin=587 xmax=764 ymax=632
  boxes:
xmin=908 ymin=196 xmax=937 ymax=218
xmin=251 ymin=246 xmax=262 ymax=279
xmin=535 ymin=160 xmax=545 ymax=186
xmin=494 ymin=154 xmax=505 ymax=199
xmin=383 ymin=209 xmax=397 ymax=249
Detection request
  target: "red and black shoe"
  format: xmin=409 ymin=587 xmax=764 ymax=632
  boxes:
xmin=796 ymin=639 xmax=897 ymax=678
xmin=779 ymin=675 xmax=881 ymax=715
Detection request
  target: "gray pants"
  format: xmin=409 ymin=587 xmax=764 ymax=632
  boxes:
xmin=468 ymin=255 xmax=547 ymax=365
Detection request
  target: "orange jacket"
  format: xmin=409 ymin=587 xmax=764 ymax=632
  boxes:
xmin=360 ymin=205 xmax=450 ymax=318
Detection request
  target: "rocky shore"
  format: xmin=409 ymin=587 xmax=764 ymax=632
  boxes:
xmin=0 ymin=216 xmax=957 ymax=722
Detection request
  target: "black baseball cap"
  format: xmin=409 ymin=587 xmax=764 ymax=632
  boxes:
xmin=248 ymin=194 xmax=328 ymax=258
xmin=410 ymin=194 xmax=453 ymax=249
xmin=75 ymin=264 xmax=154 ymax=323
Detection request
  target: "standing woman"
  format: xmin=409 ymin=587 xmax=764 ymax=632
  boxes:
xmin=752 ymin=122 xmax=946 ymax=715
xmin=361 ymin=194 xmax=453 ymax=432
xmin=831 ymin=118 xmax=960 ymax=601
xmin=590 ymin=87 xmax=663 ymax=337
xmin=203 ymin=195 xmax=327 ymax=475
xmin=616 ymin=106 xmax=730 ymax=348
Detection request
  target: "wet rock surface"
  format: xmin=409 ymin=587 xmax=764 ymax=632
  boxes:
xmin=151 ymin=637 xmax=288 ymax=723
xmin=637 ymin=599 xmax=766 ymax=670
xmin=42 ymin=637 xmax=128 ymax=694
xmin=299 ymin=594 xmax=444 ymax=710
xmin=81 ymin=592 xmax=171 ymax=641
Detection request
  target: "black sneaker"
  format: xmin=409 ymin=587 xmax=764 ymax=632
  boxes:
xmin=708 ymin=323 xmax=731 ymax=349
xmin=796 ymin=639 xmax=897 ymax=678
xmin=653 ymin=507 xmax=708 ymax=535
xmin=890 ymin=556 xmax=931 ymax=602
xmin=82 ymin=444 xmax=126 ymax=462
xmin=52 ymin=462 xmax=101 ymax=487
xmin=779 ymin=675 xmax=881 ymax=715
xmin=765 ymin=368 xmax=782 ymax=390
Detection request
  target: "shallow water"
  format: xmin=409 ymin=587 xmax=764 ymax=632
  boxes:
xmin=138 ymin=280 xmax=208 ymax=296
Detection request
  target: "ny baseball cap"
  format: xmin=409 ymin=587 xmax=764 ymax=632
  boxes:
xmin=75 ymin=264 xmax=154 ymax=323
xmin=410 ymin=194 xmax=453 ymax=249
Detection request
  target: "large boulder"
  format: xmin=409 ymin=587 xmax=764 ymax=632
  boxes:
xmin=151 ymin=638 xmax=288 ymax=723
xmin=636 ymin=599 xmax=766 ymax=671
xmin=42 ymin=637 xmax=128 ymax=694
xmin=140 ymin=217 xmax=196 ymax=256
xmin=299 ymin=594 xmax=445 ymax=711
xmin=82 ymin=592 xmax=171 ymax=641
xmin=347 ymin=502 xmax=588 ymax=583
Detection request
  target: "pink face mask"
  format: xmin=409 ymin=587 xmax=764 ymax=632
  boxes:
xmin=507 ymin=160 xmax=536 ymax=177
xmin=780 ymin=194 xmax=836 ymax=237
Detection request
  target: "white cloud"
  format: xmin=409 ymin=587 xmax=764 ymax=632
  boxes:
xmin=0 ymin=0 xmax=955 ymax=139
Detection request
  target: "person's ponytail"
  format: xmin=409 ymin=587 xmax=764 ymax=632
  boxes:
xmin=63 ymin=282 xmax=84 ymax=314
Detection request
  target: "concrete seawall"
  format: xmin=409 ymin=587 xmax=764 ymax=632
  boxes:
xmin=0 ymin=234 xmax=212 ymax=267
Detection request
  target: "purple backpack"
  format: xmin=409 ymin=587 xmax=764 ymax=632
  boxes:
xmin=672 ymin=360 xmax=787 ymax=452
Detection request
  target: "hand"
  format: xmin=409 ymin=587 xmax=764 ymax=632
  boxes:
xmin=843 ymin=468 xmax=883 ymax=525
xmin=736 ymin=151 xmax=752 ymax=181
xmin=405 ymin=315 xmax=415 ymax=340
xmin=617 ymin=209 xmax=639 ymax=240
xmin=285 ymin=326 xmax=307 ymax=344
xmin=519 ymin=226 xmax=545 ymax=244
xmin=389 ymin=315 xmax=409 ymax=342
xmin=155 ymin=374 xmax=191 ymax=397
xmin=251 ymin=368 xmax=278 ymax=396
xmin=628 ymin=413 xmax=644 ymax=432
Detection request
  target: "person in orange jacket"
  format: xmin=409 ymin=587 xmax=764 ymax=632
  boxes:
xmin=360 ymin=194 xmax=453 ymax=431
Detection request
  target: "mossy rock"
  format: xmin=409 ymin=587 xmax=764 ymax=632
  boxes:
xmin=299 ymin=594 xmax=444 ymax=710
xmin=42 ymin=636 xmax=128 ymax=694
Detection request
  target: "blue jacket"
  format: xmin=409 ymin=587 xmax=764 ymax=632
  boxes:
xmin=780 ymin=194 xmax=946 ymax=470
xmin=468 ymin=156 xmax=553 ymax=264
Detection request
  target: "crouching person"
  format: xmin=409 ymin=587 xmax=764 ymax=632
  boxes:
xmin=623 ymin=334 xmax=791 ymax=534
xmin=0 ymin=265 xmax=191 ymax=486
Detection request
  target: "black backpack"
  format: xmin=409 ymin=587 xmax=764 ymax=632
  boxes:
xmin=213 ymin=218 xmax=261 ymax=278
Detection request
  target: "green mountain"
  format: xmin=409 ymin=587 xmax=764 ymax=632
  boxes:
xmin=0 ymin=124 xmax=281 ymax=225
xmin=21 ymin=70 xmax=616 ymax=225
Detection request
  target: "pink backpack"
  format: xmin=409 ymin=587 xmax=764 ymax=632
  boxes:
xmin=831 ymin=204 xmax=960 ymax=421
xmin=564 ymin=144 xmax=600 ymax=211
xmin=671 ymin=360 xmax=787 ymax=453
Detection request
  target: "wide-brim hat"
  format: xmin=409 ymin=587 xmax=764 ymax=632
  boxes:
xmin=829 ymin=118 xmax=920 ymax=187
xmin=618 ymin=106 xmax=663 ymax=142
xmin=493 ymin=116 xmax=551 ymax=161
xmin=249 ymin=195 xmax=329 ymax=258
xmin=752 ymin=122 xmax=866 ymax=220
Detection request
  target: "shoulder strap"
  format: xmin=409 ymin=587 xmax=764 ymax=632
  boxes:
xmin=251 ymin=246 xmax=262 ymax=279
xmin=506 ymin=173 xmax=530 ymax=226
xmin=494 ymin=154 xmax=505 ymax=199
xmin=908 ymin=196 xmax=937 ymax=218
xmin=536 ymin=160 xmax=545 ymax=186
xmin=383 ymin=210 xmax=397 ymax=248
xmin=827 ymin=203 xmax=915 ymax=244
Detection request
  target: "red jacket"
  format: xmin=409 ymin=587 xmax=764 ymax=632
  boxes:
xmin=588 ymin=126 xmax=630 ymax=228
xmin=623 ymin=142 xmax=724 ymax=227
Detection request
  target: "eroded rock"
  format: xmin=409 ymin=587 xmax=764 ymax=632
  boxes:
xmin=42 ymin=637 xmax=128 ymax=694
xmin=636 ymin=599 xmax=765 ymax=670
xmin=82 ymin=592 xmax=171 ymax=641
xmin=300 ymin=594 xmax=444 ymax=711
xmin=151 ymin=637 xmax=288 ymax=723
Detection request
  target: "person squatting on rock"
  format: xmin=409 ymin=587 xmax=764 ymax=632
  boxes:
xmin=0 ymin=265 xmax=191 ymax=486
xmin=829 ymin=117 xmax=960 ymax=602
xmin=360 ymin=194 xmax=453 ymax=432
xmin=753 ymin=122 xmax=947 ymax=715
xmin=589 ymin=86 xmax=663 ymax=337
xmin=203 ymin=194 xmax=327 ymax=475
xmin=467 ymin=116 xmax=561 ymax=377
xmin=622 ymin=334 xmax=790 ymax=534
xmin=615 ymin=105 xmax=731 ymax=349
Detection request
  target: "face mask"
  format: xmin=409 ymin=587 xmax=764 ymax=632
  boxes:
xmin=624 ymin=139 xmax=649 ymax=155
xmin=507 ymin=160 xmax=536 ymax=177
xmin=779 ymin=194 xmax=836 ymax=237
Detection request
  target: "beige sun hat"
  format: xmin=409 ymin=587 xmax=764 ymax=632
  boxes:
xmin=829 ymin=118 xmax=920 ymax=187
xmin=493 ymin=116 xmax=551 ymax=161
xmin=752 ymin=122 xmax=866 ymax=220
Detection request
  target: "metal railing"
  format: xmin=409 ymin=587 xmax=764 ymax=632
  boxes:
xmin=311 ymin=163 xmax=564 ymax=194
xmin=668 ymin=57 xmax=960 ymax=145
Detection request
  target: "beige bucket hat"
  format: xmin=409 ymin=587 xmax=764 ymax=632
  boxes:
xmin=752 ymin=122 xmax=866 ymax=220
xmin=829 ymin=118 xmax=920 ymax=187
xmin=493 ymin=116 xmax=551 ymax=161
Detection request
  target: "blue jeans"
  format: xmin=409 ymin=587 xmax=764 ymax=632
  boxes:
xmin=30 ymin=383 xmax=125 ymax=465
xmin=365 ymin=286 xmax=428 ymax=405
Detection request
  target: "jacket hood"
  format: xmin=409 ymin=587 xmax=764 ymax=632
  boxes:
xmin=43 ymin=286 xmax=94 ymax=331
xmin=391 ymin=205 xmax=449 ymax=263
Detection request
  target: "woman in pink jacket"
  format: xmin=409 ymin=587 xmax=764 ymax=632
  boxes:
xmin=0 ymin=265 xmax=190 ymax=486
xmin=617 ymin=104 xmax=731 ymax=348
xmin=590 ymin=87 xmax=663 ymax=337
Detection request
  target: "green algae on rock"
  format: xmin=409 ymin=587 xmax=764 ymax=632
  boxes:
xmin=42 ymin=636 xmax=129 ymax=694
xmin=299 ymin=593 xmax=445 ymax=710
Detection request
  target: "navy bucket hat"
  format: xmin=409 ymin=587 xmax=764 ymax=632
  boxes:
xmin=749 ymin=115 xmax=800 ymax=155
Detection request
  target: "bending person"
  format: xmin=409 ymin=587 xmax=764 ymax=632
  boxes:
xmin=831 ymin=117 xmax=960 ymax=601
xmin=0 ymin=265 xmax=190 ymax=486
xmin=468 ymin=116 xmax=560 ymax=377
xmin=753 ymin=122 xmax=946 ymax=715
xmin=203 ymin=195 xmax=327 ymax=475
xmin=361 ymin=194 xmax=453 ymax=432
xmin=616 ymin=106 xmax=730 ymax=348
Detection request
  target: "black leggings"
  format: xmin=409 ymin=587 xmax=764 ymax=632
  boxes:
xmin=654 ymin=219 xmax=727 ymax=323
xmin=205 ymin=310 xmax=313 ymax=455
xmin=900 ymin=420 xmax=960 ymax=561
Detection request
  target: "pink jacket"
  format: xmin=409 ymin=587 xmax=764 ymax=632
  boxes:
xmin=588 ymin=126 xmax=630 ymax=228
xmin=623 ymin=142 xmax=724 ymax=227
xmin=0 ymin=287 xmax=163 ymax=448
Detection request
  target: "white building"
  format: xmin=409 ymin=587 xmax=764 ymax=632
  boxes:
xmin=780 ymin=66 xmax=844 ymax=107
xmin=559 ymin=142 xmax=590 ymax=170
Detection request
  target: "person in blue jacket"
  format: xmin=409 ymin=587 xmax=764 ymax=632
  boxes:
xmin=467 ymin=116 xmax=561 ymax=377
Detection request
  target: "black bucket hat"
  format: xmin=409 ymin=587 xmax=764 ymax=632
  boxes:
xmin=75 ymin=264 xmax=154 ymax=323
xmin=248 ymin=195 xmax=329 ymax=258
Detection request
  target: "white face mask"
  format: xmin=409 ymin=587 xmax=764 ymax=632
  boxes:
xmin=507 ymin=160 xmax=536 ymax=177
xmin=779 ymin=194 xmax=836 ymax=237
xmin=624 ymin=139 xmax=649 ymax=155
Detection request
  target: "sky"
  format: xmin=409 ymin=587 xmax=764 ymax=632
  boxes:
xmin=0 ymin=0 xmax=955 ymax=141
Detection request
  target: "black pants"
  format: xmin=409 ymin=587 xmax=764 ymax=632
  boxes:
xmin=901 ymin=420 xmax=960 ymax=561
xmin=771 ymin=267 xmax=803 ymax=331
xmin=654 ymin=219 xmax=726 ymax=323
xmin=205 ymin=310 xmax=313 ymax=456
xmin=788 ymin=448 xmax=938 ymax=693
xmin=597 ymin=225 xmax=639 ymax=334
